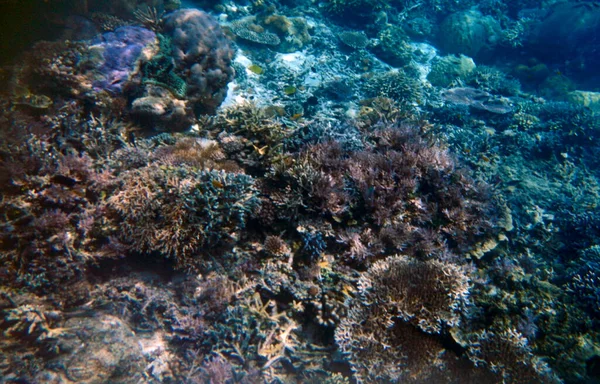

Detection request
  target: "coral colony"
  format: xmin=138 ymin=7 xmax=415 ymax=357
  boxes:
xmin=2 ymin=0 xmax=600 ymax=383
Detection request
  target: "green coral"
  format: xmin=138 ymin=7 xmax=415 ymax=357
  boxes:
xmin=141 ymin=34 xmax=187 ymax=98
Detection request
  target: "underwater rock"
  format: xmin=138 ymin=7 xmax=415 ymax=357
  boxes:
xmin=34 ymin=315 xmax=145 ymax=384
xmin=130 ymin=84 xmax=191 ymax=131
xmin=438 ymin=10 xmax=501 ymax=59
xmin=338 ymin=30 xmax=369 ymax=50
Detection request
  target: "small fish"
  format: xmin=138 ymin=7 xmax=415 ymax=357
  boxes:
xmin=290 ymin=113 xmax=303 ymax=120
xmin=252 ymin=144 xmax=268 ymax=156
xmin=283 ymin=86 xmax=296 ymax=95
xmin=23 ymin=94 xmax=53 ymax=109
xmin=248 ymin=64 xmax=263 ymax=75
xmin=212 ymin=179 xmax=224 ymax=188
xmin=12 ymin=85 xmax=53 ymax=109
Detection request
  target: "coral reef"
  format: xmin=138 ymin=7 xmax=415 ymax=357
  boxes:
xmin=284 ymin=121 xmax=498 ymax=262
xmin=427 ymin=54 xmax=476 ymax=88
xmin=370 ymin=25 xmax=414 ymax=67
xmin=3 ymin=1 xmax=600 ymax=383
xmin=230 ymin=16 xmax=282 ymax=46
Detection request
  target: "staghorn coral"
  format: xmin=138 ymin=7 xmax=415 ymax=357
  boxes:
xmin=260 ymin=253 xmax=359 ymax=327
xmin=337 ymin=313 xmax=493 ymax=383
xmin=108 ymin=165 xmax=260 ymax=270
xmin=335 ymin=255 xmax=489 ymax=383
xmin=203 ymin=281 xmax=341 ymax=382
xmin=0 ymin=110 xmax=125 ymax=292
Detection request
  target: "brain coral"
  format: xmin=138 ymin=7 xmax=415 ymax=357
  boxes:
xmin=163 ymin=9 xmax=234 ymax=114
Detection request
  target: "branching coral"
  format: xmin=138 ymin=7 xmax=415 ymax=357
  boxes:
xmin=364 ymin=69 xmax=423 ymax=106
xmin=335 ymin=255 xmax=477 ymax=382
xmin=360 ymin=255 xmax=471 ymax=333
xmin=0 ymin=131 xmax=122 ymax=291
xmin=285 ymin=121 xmax=498 ymax=262
xmin=205 ymin=102 xmax=293 ymax=173
xmin=108 ymin=165 xmax=260 ymax=270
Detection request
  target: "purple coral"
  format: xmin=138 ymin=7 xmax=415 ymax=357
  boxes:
xmin=90 ymin=26 xmax=157 ymax=94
